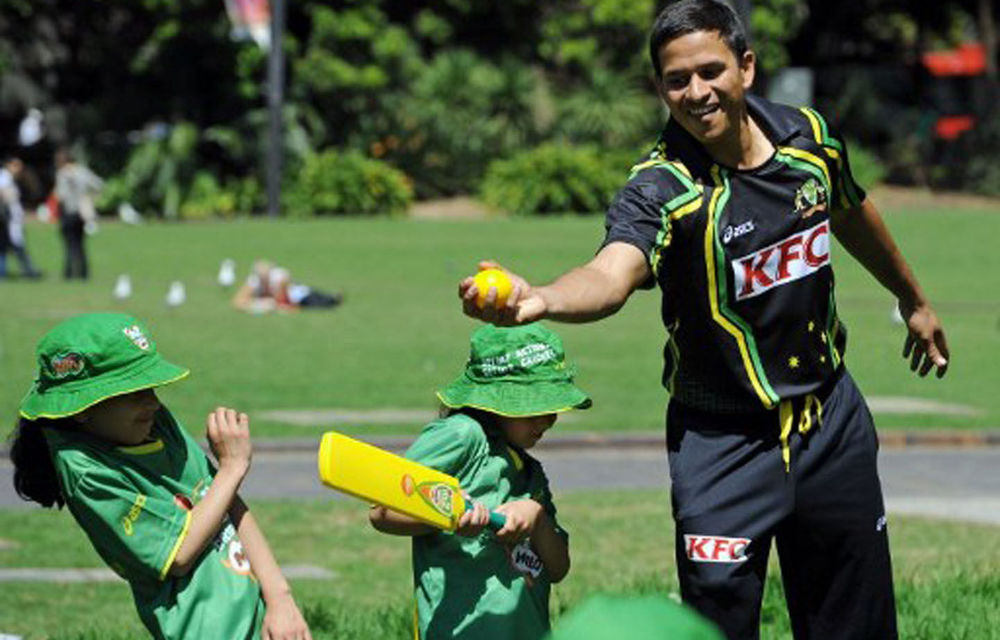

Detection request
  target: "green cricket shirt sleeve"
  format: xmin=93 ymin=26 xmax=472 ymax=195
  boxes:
xmin=528 ymin=457 xmax=568 ymax=543
xmin=404 ymin=415 xmax=484 ymax=478
xmin=63 ymin=466 xmax=191 ymax=583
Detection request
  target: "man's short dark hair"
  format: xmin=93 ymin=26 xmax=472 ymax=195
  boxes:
xmin=649 ymin=0 xmax=749 ymax=79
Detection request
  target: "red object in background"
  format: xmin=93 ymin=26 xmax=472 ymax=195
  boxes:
xmin=921 ymin=43 xmax=987 ymax=77
xmin=46 ymin=193 xmax=60 ymax=221
xmin=934 ymin=115 xmax=976 ymax=140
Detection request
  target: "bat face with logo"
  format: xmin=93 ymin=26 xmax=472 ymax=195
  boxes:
xmin=317 ymin=431 xmax=505 ymax=531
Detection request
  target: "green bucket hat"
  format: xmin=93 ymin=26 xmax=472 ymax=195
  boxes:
xmin=546 ymin=594 xmax=725 ymax=640
xmin=436 ymin=322 xmax=591 ymax=417
xmin=19 ymin=313 xmax=189 ymax=420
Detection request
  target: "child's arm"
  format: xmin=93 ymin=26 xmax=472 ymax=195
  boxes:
xmin=167 ymin=407 xmax=251 ymax=576
xmin=494 ymin=499 xmax=570 ymax=583
xmin=229 ymin=496 xmax=311 ymax=640
xmin=369 ymin=499 xmax=491 ymax=537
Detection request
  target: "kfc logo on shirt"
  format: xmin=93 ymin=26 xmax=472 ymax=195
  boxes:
xmin=684 ymin=534 xmax=751 ymax=563
xmin=731 ymin=221 xmax=830 ymax=300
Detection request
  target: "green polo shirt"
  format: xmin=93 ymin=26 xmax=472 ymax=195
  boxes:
xmin=406 ymin=413 xmax=567 ymax=640
xmin=45 ymin=409 xmax=264 ymax=640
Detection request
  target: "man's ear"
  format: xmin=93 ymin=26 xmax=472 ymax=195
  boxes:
xmin=740 ymin=50 xmax=756 ymax=90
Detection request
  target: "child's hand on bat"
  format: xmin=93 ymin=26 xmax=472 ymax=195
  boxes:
xmin=493 ymin=499 xmax=544 ymax=544
xmin=454 ymin=496 xmax=491 ymax=537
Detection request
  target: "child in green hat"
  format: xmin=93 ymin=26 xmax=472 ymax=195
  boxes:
xmin=6 ymin=313 xmax=311 ymax=640
xmin=370 ymin=322 xmax=591 ymax=640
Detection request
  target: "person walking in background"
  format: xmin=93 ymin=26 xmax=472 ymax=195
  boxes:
xmin=0 ymin=156 xmax=42 ymax=279
xmin=54 ymin=148 xmax=103 ymax=280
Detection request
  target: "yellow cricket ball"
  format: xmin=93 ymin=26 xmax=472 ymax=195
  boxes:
xmin=473 ymin=268 xmax=513 ymax=309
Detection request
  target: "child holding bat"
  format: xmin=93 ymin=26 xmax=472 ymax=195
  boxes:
xmin=370 ymin=322 xmax=591 ymax=640
xmin=6 ymin=313 xmax=311 ymax=640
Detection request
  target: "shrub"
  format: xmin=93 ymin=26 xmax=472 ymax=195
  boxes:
xmin=283 ymin=149 xmax=413 ymax=216
xmin=845 ymin=139 xmax=887 ymax=191
xmin=354 ymin=50 xmax=546 ymax=197
xmin=480 ymin=143 xmax=622 ymax=215
xmin=950 ymin=105 xmax=1000 ymax=197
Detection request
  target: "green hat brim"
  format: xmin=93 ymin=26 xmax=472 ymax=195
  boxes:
xmin=18 ymin=355 xmax=189 ymax=420
xmin=437 ymin=378 xmax=591 ymax=418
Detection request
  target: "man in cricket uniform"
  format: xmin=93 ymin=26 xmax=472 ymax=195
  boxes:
xmin=459 ymin=1 xmax=949 ymax=638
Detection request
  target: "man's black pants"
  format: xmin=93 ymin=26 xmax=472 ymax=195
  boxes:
xmin=667 ymin=369 xmax=897 ymax=639
xmin=60 ymin=212 xmax=88 ymax=279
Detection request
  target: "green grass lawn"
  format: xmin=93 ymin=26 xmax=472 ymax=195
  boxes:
xmin=1 ymin=207 xmax=998 ymax=439
xmin=0 ymin=491 xmax=997 ymax=639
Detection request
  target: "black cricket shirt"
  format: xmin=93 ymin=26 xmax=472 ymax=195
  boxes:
xmin=603 ymin=94 xmax=866 ymax=413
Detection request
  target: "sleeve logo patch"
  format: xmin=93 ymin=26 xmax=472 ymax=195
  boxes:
xmin=121 ymin=493 xmax=147 ymax=536
xmin=684 ymin=534 xmax=751 ymax=563
xmin=509 ymin=539 xmax=544 ymax=580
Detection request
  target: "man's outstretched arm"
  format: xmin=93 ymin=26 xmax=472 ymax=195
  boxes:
xmin=460 ymin=242 xmax=651 ymax=326
xmin=831 ymin=198 xmax=949 ymax=377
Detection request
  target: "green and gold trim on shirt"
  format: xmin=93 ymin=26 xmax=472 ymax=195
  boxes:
xmin=628 ymin=158 xmax=703 ymax=278
xmin=799 ymin=107 xmax=864 ymax=209
xmin=158 ymin=509 xmax=192 ymax=581
xmin=703 ymin=165 xmax=780 ymax=409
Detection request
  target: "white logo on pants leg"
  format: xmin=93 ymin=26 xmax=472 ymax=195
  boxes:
xmin=685 ymin=534 xmax=751 ymax=563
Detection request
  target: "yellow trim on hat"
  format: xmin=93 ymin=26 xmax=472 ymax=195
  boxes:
xmin=435 ymin=392 xmax=587 ymax=418
xmin=19 ymin=368 xmax=190 ymax=420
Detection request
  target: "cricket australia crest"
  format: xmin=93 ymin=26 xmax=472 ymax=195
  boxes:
xmin=794 ymin=178 xmax=828 ymax=219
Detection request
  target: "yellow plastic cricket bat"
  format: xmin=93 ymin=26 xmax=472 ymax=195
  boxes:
xmin=317 ymin=431 xmax=505 ymax=531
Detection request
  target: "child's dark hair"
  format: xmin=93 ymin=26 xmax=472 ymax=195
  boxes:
xmin=440 ymin=406 xmax=499 ymax=431
xmin=6 ymin=417 xmax=73 ymax=508
xmin=648 ymin=0 xmax=749 ymax=79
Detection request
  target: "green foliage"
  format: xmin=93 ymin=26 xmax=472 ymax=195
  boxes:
xmin=178 ymin=172 xmax=264 ymax=219
xmin=845 ymin=139 xmax=887 ymax=191
xmin=750 ymin=0 xmax=809 ymax=74
xmin=480 ymin=143 xmax=622 ymax=215
xmin=361 ymin=50 xmax=546 ymax=196
xmin=283 ymin=149 xmax=413 ymax=217
xmin=538 ymin=0 xmax=654 ymax=73
xmin=97 ymin=121 xmax=269 ymax=219
xmin=556 ymin=67 xmax=661 ymax=148
xmin=106 ymin=122 xmax=200 ymax=220
xmin=948 ymin=106 xmax=1000 ymax=197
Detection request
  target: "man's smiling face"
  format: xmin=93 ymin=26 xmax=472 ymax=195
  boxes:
xmin=655 ymin=30 xmax=755 ymax=147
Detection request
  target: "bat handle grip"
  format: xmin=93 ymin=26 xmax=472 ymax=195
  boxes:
xmin=463 ymin=501 xmax=507 ymax=531
xmin=487 ymin=510 xmax=507 ymax=531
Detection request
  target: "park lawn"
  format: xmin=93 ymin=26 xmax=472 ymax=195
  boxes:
xmin=0 ymin=490 xmax=998 ymax=639
xmin=0 ymin=207 xmax=997 ymax=439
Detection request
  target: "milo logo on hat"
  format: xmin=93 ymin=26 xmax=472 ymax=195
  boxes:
xmin=122 ymin=325 xmax=150 ymax=350
xmin=50 ymin=352 xmax=85 ymax=379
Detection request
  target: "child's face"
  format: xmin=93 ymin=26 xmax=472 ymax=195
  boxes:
xmin=77 ymin=389 xmax=161 ymax=446
xmin=497 ymin=413 xmax=557 ymax=449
